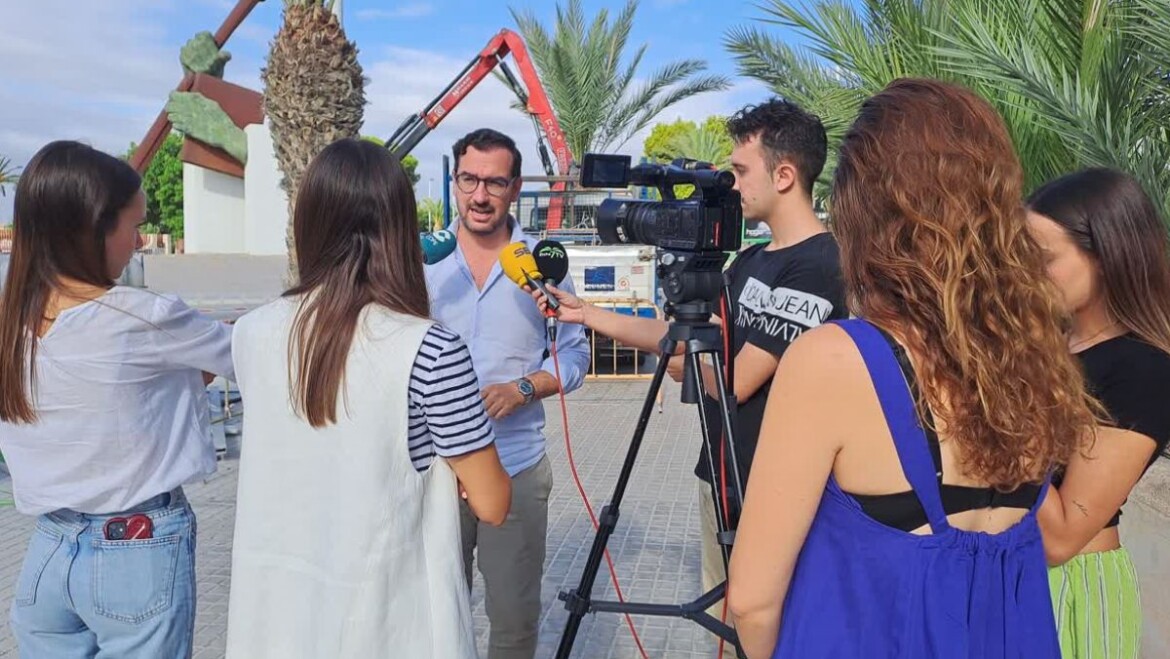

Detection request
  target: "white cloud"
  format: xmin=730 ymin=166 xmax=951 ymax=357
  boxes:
xmin=0 ymin=1 xmax=186 ymax=223
xmin=356 ymin=3 xmax=435 ymax=21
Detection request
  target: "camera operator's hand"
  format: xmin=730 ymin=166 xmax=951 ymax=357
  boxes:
xmin=529 ymin=283 xmax=587 ymax=324
xmin=666 ymin=355 xmax=686 ymax=383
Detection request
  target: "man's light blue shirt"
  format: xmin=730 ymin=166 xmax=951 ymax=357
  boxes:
xmin=425 ymin=219 xmax=590 ymax=476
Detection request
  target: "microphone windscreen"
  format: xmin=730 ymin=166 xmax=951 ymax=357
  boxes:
xmin=498 ymin=242 xmax=542 ymax=287
xmin=533 ymin=240 xmax=569 ymax=285
xmin=420 ymin=229 xmax=457 ymax=265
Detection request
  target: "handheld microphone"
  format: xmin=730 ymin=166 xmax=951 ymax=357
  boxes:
xmin=498 ymin=242 xmax=559 ymax=312
xmin=533 ymin=240 xmax=570 ymax=343
xmin=420 ymin=229 xmax=457 ymax=265
xmin=533 ymin=240 xmax=569 ymax=285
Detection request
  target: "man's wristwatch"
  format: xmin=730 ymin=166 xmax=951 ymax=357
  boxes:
xmin=515 ymin=377 xmax=536 ymax=405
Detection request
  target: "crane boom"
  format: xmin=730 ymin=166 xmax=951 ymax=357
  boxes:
xmin=385 ymin=28 xmax=573 ymax=229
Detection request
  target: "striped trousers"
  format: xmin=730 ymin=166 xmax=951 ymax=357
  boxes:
xmin=1049 ymin=547 xmax=1142 ymax=659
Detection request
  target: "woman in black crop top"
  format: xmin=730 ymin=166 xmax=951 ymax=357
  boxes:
xmin=1027 ymin=167 xmax=1170 ymax=659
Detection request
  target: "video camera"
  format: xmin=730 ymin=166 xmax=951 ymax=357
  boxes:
xmin=579 ymin=153 xmax=743 ymax=313
xmin=579 ymin=154 xmax=743 ymax=254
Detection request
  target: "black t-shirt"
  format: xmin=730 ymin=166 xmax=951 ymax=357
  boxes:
xmin=1068 ymin=334 xmax=1170 ymax=527
xmin=695 ymin=233 xmax=847 ymax=486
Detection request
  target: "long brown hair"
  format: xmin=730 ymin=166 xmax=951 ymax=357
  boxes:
xmin=1027 ymin=167 xmax=1170 ymax=358
xmin=831 ymin=78 xmax=1098 ymax=489
xmin=285 ymin=138 xmax=429 ymax=427
xmin=0 ymin=141 xmax=142 ymax=423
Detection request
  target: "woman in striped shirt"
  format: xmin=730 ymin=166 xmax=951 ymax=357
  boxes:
xmin=226 ymin=138 xmax=510 ymax=659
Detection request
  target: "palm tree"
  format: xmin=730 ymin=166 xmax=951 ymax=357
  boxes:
xmin=263 ymin=0 xmax=366 ymax=282
xmin=416 ymin=198 xmax=444 ymax=232
xmin=667 ymin=120 xmax=733 ymax=169
xmin=0 ymin=156 xmax=20 ymax=197
xmin=725 ymin=0 xmax=1170 ymax=215
xmin=941 ymin=0 xmax=1170 ymax=215
xmin=510 ymin=0 xmax=731 ymax=161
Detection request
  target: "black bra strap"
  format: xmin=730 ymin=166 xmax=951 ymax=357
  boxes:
xmin=874 ymin=328 xmax=943 ymax=484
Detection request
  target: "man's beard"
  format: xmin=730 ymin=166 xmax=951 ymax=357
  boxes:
xmin=460 ymin=204 xmax=507 ymax=235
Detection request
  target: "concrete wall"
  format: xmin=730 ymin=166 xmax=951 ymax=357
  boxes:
xmin=243 ymin=122 xmax=289 ymax=256
xmin=183 ymin=164 xmax=245 ymax=253
xmin=1121 ymin=458 xmax=1170 ymax=658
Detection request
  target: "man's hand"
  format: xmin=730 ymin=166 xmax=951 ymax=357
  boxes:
xmin=529 ymin=283 xmax=587 ymax=324
xmin=481 ymin=383 xmax=526 ymax=420
xmin=669 ymin=357 xmax=722 ymax=401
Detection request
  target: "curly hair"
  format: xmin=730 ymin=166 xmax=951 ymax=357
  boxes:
xmin=726 ymin=98 xmax=827 ymax=196
xmin=831 ymin=78 xmax=1098 ymax=489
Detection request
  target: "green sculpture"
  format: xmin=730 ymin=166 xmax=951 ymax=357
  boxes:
xmin=167 ymin=33 xmax=249 ymax=164
xmin=166 ymin=92 xmax=248 ymax=164
xmin=181 ymin=31 xmax=232 ymax=78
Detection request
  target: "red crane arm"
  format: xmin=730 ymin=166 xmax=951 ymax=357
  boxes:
xmin=386 ymin=29 xmax=573 ymax=180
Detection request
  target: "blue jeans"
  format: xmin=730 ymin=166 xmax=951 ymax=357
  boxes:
xmin=9 ymin=489 xmax=197 ymax=659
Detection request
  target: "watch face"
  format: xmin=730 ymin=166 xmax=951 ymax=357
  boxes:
xmin=518 ymin=379 xmax=535 ymax=396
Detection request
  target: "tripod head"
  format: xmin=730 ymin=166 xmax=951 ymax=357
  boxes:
xmin=657 ymin=249 xmax=726 ymax=316
xmin=656 ymin=248 xmax=730 ymax=404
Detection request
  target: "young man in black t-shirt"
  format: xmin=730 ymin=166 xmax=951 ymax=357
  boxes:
xmin=537 ymin=99 xmax=847 ymax=619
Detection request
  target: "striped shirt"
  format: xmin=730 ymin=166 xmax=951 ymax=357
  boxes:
xmin=408 ymin=325 xmax=495 ymax=472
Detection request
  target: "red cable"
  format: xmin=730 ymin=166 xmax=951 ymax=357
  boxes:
xmin=550 ymin=340 xmax=650 ymax=659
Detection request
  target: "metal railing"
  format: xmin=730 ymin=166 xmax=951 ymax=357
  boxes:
xmin=580 ymin=297 xmax=661 ymax=380
xmin=511 ymin=179 xmax=633 ymax=238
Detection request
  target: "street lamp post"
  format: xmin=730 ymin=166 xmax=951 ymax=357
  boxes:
xmin=428 ymin=178 xmax=435 ymax=230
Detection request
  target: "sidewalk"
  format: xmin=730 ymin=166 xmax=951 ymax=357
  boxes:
xmin=0 ymin=380 xmax=726 ymax=658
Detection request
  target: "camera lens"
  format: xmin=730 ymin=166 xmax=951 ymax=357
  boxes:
xmin=598 ymin=199 xmax=674 ymax=245
xmin=596 ymin=198 xmax=632 ymax=245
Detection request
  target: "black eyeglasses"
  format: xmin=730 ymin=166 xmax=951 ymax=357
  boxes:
xmin=455 ymin=172 xmax=515 ymax=197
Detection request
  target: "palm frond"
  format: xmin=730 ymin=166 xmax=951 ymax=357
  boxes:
xmin=509 ymin=0 xmax=729 ymax=161
xmin=0 ymin=157 xmax=23 ymax=198
xmin=600 ymin=59 xmax=725 ymax=150
xmin=937 ymin=1 xmax=1170 ymax=213
xmin=727 ymin=0 xmax=1170 ymax=215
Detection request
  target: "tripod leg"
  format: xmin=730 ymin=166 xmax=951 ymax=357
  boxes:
xmin=687 ymin=350 xmax=735 ymax=574
xmin=695 ymin=349 xmax=749 ymax=659
xmin=706 ymin=350 xmax=748 ymax=518
xmin=555 ymin=338 xmax=676 ymax=659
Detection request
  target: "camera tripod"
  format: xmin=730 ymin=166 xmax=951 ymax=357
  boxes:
xmin=555 ymin=299 xmax=747 ymax=659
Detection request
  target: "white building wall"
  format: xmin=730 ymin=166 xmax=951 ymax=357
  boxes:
xmin=183 ymin=164 xmax=245 ymax=253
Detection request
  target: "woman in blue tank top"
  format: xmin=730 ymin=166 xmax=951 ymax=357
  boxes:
xmin=726 ymin=78 xmax=1102 ymax=658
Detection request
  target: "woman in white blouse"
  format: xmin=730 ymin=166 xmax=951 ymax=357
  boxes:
xmin=0 ymin=141 xmax=234 ymax=658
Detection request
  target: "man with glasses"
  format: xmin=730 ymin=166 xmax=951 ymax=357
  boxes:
xmin=425 ymin=128 xmax=590 ymax=659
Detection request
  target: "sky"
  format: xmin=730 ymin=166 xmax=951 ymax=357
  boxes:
xmin=0 ymin=0 xmax=822 ymax=224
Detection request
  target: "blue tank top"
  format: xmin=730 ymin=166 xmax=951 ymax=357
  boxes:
xmin=772 ymin=319 xmax=1060 ymax=658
